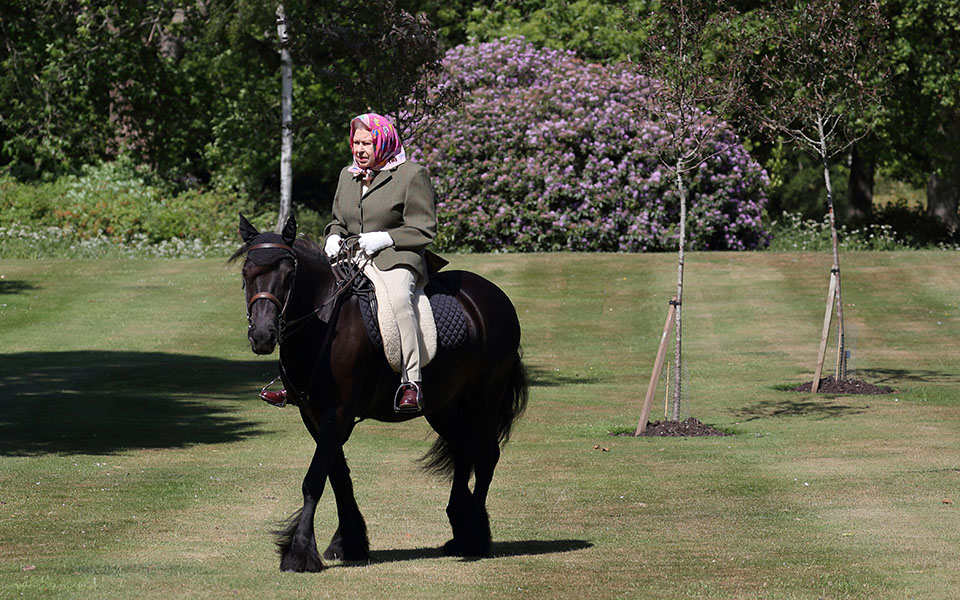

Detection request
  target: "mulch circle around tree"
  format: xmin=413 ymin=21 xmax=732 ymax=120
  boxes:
xmin=620 ymin=417 xmax=730 ymax=438
xmin=790 ymin=376 xmax=894 ymax=395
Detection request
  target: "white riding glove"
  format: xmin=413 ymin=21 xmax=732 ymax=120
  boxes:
xmin=358 ymin=231 xmax=394 ymax=255
xmin=324 ymin=234 xmax=342 ymax=259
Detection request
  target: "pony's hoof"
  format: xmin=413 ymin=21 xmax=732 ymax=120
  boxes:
xmin=442 ymin=538 xmax=463 ymax=556
xmin=443 ymin=538 xmax=491 ymax=558
xmin=323 ymin=545 xmax=370 ymax=562
xmin=280 ymin=553 xmax=324 ymax=573
xmin=324 ymin=530 xmax=371 ymax=562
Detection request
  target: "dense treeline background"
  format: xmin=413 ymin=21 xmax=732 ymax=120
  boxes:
xmin=1 ymin=0 xmax=958 ymax=247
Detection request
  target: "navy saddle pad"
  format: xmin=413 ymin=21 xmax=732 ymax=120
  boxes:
xmin=355 ymin=278 xmax=468 ymax=356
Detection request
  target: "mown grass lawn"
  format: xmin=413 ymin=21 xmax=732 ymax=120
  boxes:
xmin=1 ymin=251 xmax=958 ymax=599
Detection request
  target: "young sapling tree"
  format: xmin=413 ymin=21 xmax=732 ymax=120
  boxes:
xmin=633 ymin=0 xmax=748 ymax=420
xmin=744 ymin=0 xmax=887 ymax=389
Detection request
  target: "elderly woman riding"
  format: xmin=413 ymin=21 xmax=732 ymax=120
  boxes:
xmin=261 ymin=113 xmax=437 ymax=412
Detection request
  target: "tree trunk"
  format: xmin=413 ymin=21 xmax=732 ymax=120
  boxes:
xmin=672 ymin=164 xmax=686 ymax=421
xmin=846 ymin=143 xmax=874 ymax=221
xmin=276 ymin=4 xmax=294 ymax=232
xmin=926 ymin=113 xmax=960 ymax=233
xmin=927 ymin=172 xmax=959 ymax=232
xmin=818 ymin=116 xmax=846 ymax=383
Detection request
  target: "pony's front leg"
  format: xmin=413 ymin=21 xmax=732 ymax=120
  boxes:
xmin=323 ymin=447 xmax=370 ymax=561
xmin=275 ymin=441 xmax=335 ymax=572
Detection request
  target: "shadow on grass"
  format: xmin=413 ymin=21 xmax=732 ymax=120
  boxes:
xmin=526 ymin=365 xmax=599 ymax=387
xmin=858 ymin=367 xmax=960 ymax=386
xmin=337 ymin=539 xmax=593 ymax=567
xmin=0 ymin=279 xmax=39 ymax=295
xmin=0 ymin=350 xmax=275 ymax=456
xmin=733 ymin=397 xmax=866 ymax=422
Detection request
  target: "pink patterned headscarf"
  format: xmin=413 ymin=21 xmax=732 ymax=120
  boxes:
xmin=347 ymin=113 xmax=406 ymax=179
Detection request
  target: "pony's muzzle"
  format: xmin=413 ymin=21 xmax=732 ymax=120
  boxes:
xmin=248 ymin=322 xmax=278 ymax=355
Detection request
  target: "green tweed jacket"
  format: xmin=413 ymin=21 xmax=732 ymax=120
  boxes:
xmin=324 ymin=161 xmax=438 ymax=281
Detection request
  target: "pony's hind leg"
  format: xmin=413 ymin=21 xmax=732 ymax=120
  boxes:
xmin=424 ymin=408 xmax=478 ymax=557
xmin=457 ymin=440 xmax=499 ymax=557
xmin=440 ymin=440 xmax=499 ymax=557
xmin=323 ymin=448 xmax=370 ymax=562
xmin=447 ymin=372 xmax=517 ymax=557
xmin=442 ymin=448 xmax=478 ymax=556
xmin=428 ymin=408 xmax=498 ymax=558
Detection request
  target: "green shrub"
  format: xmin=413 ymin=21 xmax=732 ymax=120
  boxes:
xmin=0 ymin=160 xmax=328 ymax=258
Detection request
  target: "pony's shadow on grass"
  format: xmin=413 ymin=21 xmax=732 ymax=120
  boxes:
xmin=338 ymin=539 xmax=593 ymax=567
xmin=526 ymin=365 xmax=599 ymax=387
xmin=733 ymin=397 xmax=866 ymax=422
xmin=0 ymin=350 xmax=275 ymax=456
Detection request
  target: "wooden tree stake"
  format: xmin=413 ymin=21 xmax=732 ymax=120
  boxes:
xmin=811 ymin=271 xmax=838 ymax=393
xmin=636 ymin=297 xmax=677 ymax=435
xmin=664 ymin=361 xmax=670 ymax=419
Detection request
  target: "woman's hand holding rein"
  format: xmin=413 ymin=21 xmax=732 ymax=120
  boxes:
xmin=324 ymin=234 xmax=342 ymax=259
xmin=358 ymin=231 xmax=394 ymax=255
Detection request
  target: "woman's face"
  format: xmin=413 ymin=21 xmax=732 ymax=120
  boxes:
xmin=352 ymin=126 xmax=376 ymax=169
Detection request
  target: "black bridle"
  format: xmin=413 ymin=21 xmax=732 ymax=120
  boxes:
xmin=245 ymin=242 xmax=299 ymax=323
xmin=244 ymin=237 xmax=370 ymax=406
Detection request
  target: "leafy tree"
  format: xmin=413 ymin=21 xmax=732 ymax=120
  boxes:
xmin=463 ymin=0 xmax=652 ymax=63
xmin=399 ymin=0 xmax=492 ymax=48
xmin=743 ymin=0 xmax=888 ymax=387
xmin=0 ymin=2 xmax=212 ymax=181
xmin=300 ymin=0 xmax=459 ymax=146
xmin=876 ymin=0 xmax=960 ymax=230
xmin=632 ymin=0 xmax=750 ymax=421
xmin=0 ymin=0 xmax=451 ymax=221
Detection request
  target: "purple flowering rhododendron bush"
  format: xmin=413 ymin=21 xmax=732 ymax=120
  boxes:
xmin=409 ymin=38 xmax=770 ymax=252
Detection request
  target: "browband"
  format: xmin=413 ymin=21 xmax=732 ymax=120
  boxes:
xmin=247 ymin=242 xmax=295 ymax=254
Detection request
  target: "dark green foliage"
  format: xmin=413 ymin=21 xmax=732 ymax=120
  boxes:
xmin=771 ymin=161 xmax=850 ymax=221
xmin=0 ymin=0 xmax=447 ymax=216
xmin=868 ymin=199 xmax=960 ymax=247
xmin=463 ymin=0 xmax=651 ymax=63
xmin=876 ymin=0 xmax=960 ymax=186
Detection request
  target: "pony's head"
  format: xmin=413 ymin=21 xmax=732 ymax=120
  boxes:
xmin=234 ymin=213 xmax=298 ymax=355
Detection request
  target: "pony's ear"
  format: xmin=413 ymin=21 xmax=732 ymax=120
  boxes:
xmin=238 ymin=213 xmax=259 ymax=243
xmin=280 ymin=214 xmax=297 ymax=245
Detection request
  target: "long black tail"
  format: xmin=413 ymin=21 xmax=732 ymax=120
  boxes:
xmin=496 ymin=353 xmax=529 ymax=446
xmin=420 ymin=352 xmax=529 ymax=479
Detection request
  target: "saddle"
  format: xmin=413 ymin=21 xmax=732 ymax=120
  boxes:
xmin=334 ymin=250 xmax=467 ymax=373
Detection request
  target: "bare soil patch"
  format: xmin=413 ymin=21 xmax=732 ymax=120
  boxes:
xmin=790 ymin=376 xmax=894 ymax=395
xmin=621 ymin=417 xmax=730 ymax=437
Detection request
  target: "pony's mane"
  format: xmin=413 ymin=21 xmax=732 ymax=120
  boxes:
xmin=293 ymin=236 xmax=321 ymax=256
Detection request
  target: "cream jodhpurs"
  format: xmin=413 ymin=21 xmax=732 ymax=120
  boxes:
xmin=365 ymin=261 xmax=426 ymax=382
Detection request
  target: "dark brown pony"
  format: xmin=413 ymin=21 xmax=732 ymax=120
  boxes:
xmin=232 ymin=214 xmax=528 ymax=572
